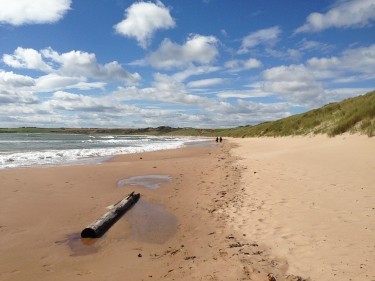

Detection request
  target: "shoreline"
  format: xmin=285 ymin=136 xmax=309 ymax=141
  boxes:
xmin=1 ymin=135 xmax=373 ymax=280
xmin=1 ymin=142 xmax=273 ymax=281
xmin=0 ymin=134 xmax=210 ymax=170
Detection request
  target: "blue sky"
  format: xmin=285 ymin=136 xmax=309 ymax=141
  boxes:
xmin=0 ymin=0 xmax=374 ymax=128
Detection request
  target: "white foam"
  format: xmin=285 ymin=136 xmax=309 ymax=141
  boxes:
xmin=0 ymin=136 xmax=210 ymax=169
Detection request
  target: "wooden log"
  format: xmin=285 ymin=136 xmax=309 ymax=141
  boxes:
xmin=81 ymin=192 xmax=140 ymax=238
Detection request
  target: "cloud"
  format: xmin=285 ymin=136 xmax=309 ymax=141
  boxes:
xmin=114 ymin=73 xmax=221 ymax=109
xmin=112 ymin=72 xmax=293 ymax=128
xmin=251 ymin=44 xmax=375 ymax=110
xmin=187 ymin=78 xmax=225 ymax=88
xmin=216 ymin=89 xmax=272 ymax=99
xmin=296 ymin=39 xmax=333 ymax=53
xmin=262 ymin=64 xmax=325 ymax=107
xmin=307 ymin=44 xmax=375 ymax=80
xmin=3 ymin=47 xmax=141 ymax=84
xmin=1 ymin=47 xmax=142 ymax=115
xmin=239 ymin=26 xmax=281 ymax=54
xmin=147 ymin=34 xmax=219 ymax=69
xmin=227 ymin=99 xmax=290 ymax=115
xmin=0 ymin=70 xmax=35 ymax=88
xmin=172 ymin=65 xmax=221 ymax=82
xmin=114 ymin=1 xmax=175 ymax=49
xmin=3 ymin=47 xmax=53 ymax=72
xmin=0 ymin=68 xmax=293 ymax=128
xmin=296 ymin=0 xmax=375 ymax=33
xmin=324 ymin=87 xmax=375 ymax=102
xmin=0 ymin=0 xmax=71 ymax=26
xmin=0 ymin=70 xmax=36 ymax=104
xmin=197 ymin=99 xmax=291 ymax=127
xmin=35 ymin=74 xmax=106 ymax=92
xmin=149 ymin=73 xmax=217 ymax=106
xmin=42 ymin=48 xmax=141 ymax=83
xmin=44 ymin=91 xmax=116 ymax=112
xmin=225 ymin=58 xmax=262 ymax=72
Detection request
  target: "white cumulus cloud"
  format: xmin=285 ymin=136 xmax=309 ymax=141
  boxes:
xmin=296 ymin=0 xmax=375 ymax=33
xmin=0 ymin=70 xmax=36 ymax=104
xmin=0 ymin=70 xmax=35 ymax=88
xmin=3 ymin=47 xmax=53 ymax=72
xmin=3 ymin=47 xmax=141 ymax=84
xmin=147 ymin=34 xmax=219 ymax=69
xmin=262 ymin=64 xmax=325 ymax=107
xmin=114 ymin=1 xmax=175 ymax=49
xmin=0 ymin=0 xmax=71 ymax=26
xmin=35 ymin=74 xmax=106 ymax=92
xmin=307 ymin=44 xmax=375 ymax=80
xmin=44 ymin=91 xmax=115 ymax=112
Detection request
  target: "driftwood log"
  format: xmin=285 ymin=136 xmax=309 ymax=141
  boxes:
xmin=81 ymin=192 xmax=140 ymax=238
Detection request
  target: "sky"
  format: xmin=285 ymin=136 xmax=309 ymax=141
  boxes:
xmin=0 ymin=0 xmax=374 ymax=128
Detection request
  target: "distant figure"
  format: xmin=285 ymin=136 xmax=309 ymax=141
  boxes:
xmin=219 ymin=137 xmax=223 ymax=143
xmin=216 ymin=137 xmax=219 ymax=142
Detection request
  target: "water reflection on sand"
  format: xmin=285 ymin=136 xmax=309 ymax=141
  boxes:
xmin=117 ymin=175 xmax=172 ymax=189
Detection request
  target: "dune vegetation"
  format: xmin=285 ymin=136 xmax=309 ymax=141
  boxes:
xmin=215 ymin=90 xmax=375 ymax=138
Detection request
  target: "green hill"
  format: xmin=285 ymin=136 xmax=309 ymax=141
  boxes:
xmin=217 ymin=90 xmax=375 ymax=137
xmin=167 ymin=90 xmax=375 ymax=138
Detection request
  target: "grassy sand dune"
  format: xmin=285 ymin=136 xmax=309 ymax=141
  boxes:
xmin=222 ymin=90 xmax=375 ymax=137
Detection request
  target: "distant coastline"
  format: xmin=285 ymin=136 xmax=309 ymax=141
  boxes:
xmin=2 ymin=90 xmax=374 ymax=138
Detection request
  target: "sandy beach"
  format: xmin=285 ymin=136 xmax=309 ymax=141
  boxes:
xmin=230 ymin=135 xmax=375 ymax=281
xmin=0 ymin=135 xmax=374 ymax=281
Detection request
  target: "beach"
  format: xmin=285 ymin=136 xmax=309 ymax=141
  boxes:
xmin=0 ymin=135 xmax=374 ymax=281
xmin=230 ymin=135 xmax=375 ymax=281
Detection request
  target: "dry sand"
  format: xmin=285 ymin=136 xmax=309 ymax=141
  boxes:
xmin=0 ymin=135 xmax=373 ymax=281
xmin=230 ymin=135 xmax=374 ymax=281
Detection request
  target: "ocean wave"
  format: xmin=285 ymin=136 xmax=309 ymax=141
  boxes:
xmin=0 ymin=136 xmax=210 ymax=169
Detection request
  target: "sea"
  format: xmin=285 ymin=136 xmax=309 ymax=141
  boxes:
xmin=0 ymin=133 xmax=210 ymax=169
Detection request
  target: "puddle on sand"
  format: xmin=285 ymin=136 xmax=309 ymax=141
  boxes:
xmin=117 ymin=175 xmax=172 ymax=189
xmin=56 ymin=200 xmax=176 ymax=254
xmin=124 ymin=200 xmax=177 ymax=244
xmin=55 ymin=233 xmax=100 ymax=256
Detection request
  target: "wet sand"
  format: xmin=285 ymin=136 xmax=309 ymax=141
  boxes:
xmin=1 ymin=142 xmax=293 ymax=281
xmin=0 ymin=135 xmax=373 ymax=281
